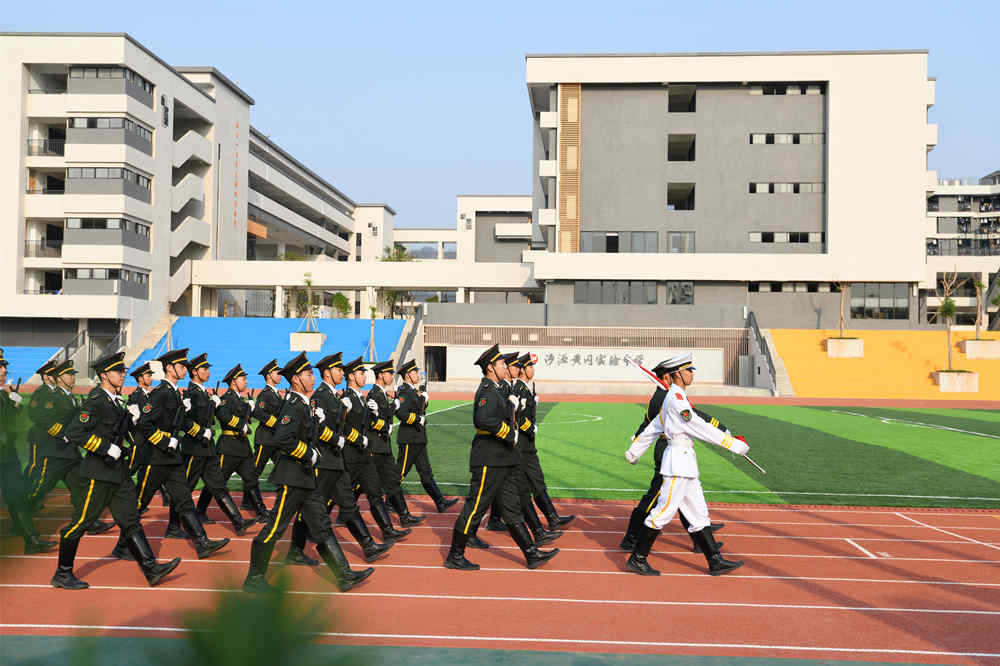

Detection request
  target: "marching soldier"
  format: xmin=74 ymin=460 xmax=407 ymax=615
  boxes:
xmin=0 ymin=349 xmax=56 ymax=554
xmin=624 ymin=353 xmax=747 ymax=576
xmin=243 ymin=352 xmax=373 ymax=593
xmin=341 ymin=356 xmax=410 ymax=542
xmin=367 ymin=359 xmax=423 ymax=526
xmin=135 ymin=348 xmax=229 ymax=558
xmin=179 ymin=354 xmax=222 ymax=529
xmin=619 ymin=358 xmax=724 ymax=554
xmin=242 ymin=358 xmax=283 ymax=511
xmin=285 ymin=352 xmax=391 ymax=565
xmin=24 ymin=360 xmax=114 ymax=535
xmin=507 ymin=354 xmax=561 ymax=545
xmin=192 ymin=364 xmax=257 ymax=534
xmin=444 ymin=344 xmax=559 ymax=571
xmin=485 ymin=351 xmax=521 ymax=532
xmin=395 ymin=358 xmax=458 ymax=513
xmin=24 ymin=359 xmax=57 ymax=486
xmin=50 ymin=352 xmax=181 ymax=590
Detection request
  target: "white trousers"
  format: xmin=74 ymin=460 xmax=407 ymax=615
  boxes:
xmin=643 ymin=476 xmax=710 ymax=531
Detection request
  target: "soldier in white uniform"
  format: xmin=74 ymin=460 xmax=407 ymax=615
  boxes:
xmin=624 ymin=353 xmax=748 ymax=576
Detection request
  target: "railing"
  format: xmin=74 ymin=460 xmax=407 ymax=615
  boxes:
xmin=746 ymin=311 xmax=777 ymax=395
xmin=26 ymin=139 xmax=65 ymax=156
xmin=22 ymin=288 xmax=62 ymax=295
xmin=395 ymin=306 xmax=424 ymax=365
xmin=88 ymin=330 xmax=127 ymax=375
xmin=24 ymin=239 xmax=63 ymax=258
xmin=50 ymin=331 xmax=86 ymax=366
xmin=27 ymin=88 xmax=66 ymax=94
xmin=25 ymin=186 xmax=64 ymax=194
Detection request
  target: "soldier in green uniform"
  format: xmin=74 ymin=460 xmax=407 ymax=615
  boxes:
xmin=190 ymin=364 xmax=257 ymax=535
xmin=243 ymin=358 xmax=283 ymax=512
xmin=340 ymin=356 xmax=410 ymax=542
xmin=134 ymin=348 xmax=229 ymax=558
xmin=243 ymin=353 xmax=374 ymax=593
xmin=367 ymin=359 xmax=423 ymax=527
xmin=285 ymin=352 xmax=391 ymax=566
xmin=23 ymin=360 xmax=114 ymax=536
xmin=24 ymin=359 xmax=57 ymax=486
xmin=444 ymin=344 xmax=559 ymax=571
xmin=0 ymin=350 xmax=56 ymax=554
xmin=395 ymin=358 xmax=458 ymax=513
xmin=619 ymin=358 xmax=724 ymax=553
xmin=50 ymin=352 xmax=182 ymax=590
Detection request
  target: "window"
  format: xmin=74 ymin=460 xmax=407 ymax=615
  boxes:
xmin=762 ymin=84 xmax=787 ymax=95
xmin=665 ymin=281 xmax=694 ymax=305
xmin=605 ymin=233 xmax=619 ymax=253
xmin=761 ymin=232 xmax=775 ymax=243
xmin=66 ymin=166 xmax=150 ymax=189
xmin=394 ymin=242 xmax=437 ymax=260
xmin=748 ymin=282 xmax=760 ymax=292
xmin=749 ymin=181 xmax=824 ymax=194
xmin=442 ymin=242 xmax=457 ymax=260
xmin=581 ymin=231 xmax=658 ymax=253
xmin=775 ymin=133 xmax=794 ymax=144
xmin=774 ymin=183 xmax=793 ymax=194
xmin=748 ymin=232 xmax=762 ymax=243
xmin=751 ymin=132 xmax=825 ymax=145
xmin=851 ymin=283 xmax=909 ymax=320
xmin=667 ymin=183 xmax=695 ymax=211
xmin=667 ymin=85 xmax=695 ymax=112
xmin=789 ymin=232 xmax=809 ymax=243
xmin=667 ymin=134 xmax=696 ymax=161
xmin=750 ymin=133 xmax=767 ymax=145
xmin=668 ymin=232 xmax=695 ymax=253
xmin=64 ymin=217 xmax=150 ymax=236
xmin=573 ymin=281 xmax=657 ymax=304
xmin=630 ymin=231 xmax=657 ymax=253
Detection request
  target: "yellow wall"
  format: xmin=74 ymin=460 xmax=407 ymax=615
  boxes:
xmin=770 ymin=329 xmax=1000 ymax=400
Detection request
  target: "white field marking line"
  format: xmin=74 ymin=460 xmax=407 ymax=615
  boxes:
xmin=402 ymin=483 xmax=1000 ymax=501
xmin=2 ymin=623 xmax=999 ymax=659
xmin=895 ymin=512 xmax=1000 ymax=552
xmin=429 ymin=412 xmax=602 ymax=427
xmin=423 ymin=401 xmax=472 ymax=416
xmin=2 ymin=584 xmax=997 ymax=616
xmin=845 ymin=538 xmax=878 ymax=559
xmin=830 ymin=409 xmax=1000 ymax=440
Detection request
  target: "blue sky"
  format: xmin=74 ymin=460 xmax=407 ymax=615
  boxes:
xmin=5 ymin=1 xmax=996 ymax=227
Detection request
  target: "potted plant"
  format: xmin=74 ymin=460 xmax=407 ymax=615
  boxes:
xmin=933 ymin=283 xmax=978 ymax=392
xmin=289 ymin=273 xmax=326 ymax=351
xmin=962 ymin=278 xmax=1000 ymax=359
xmin=827 ymin=281 xmax=864 ymax=358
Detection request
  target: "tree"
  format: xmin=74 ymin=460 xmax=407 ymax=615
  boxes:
xmin=331 ymin=292 xmax=351 ymax=318
xmin=836 ymin=282 xmax=851 ymax=338
xmin=938 ymin=297 xmax=957 ymax=371
xmin=379 ymin=245 xmax=414 ymax=318
xmin=931 ymin=270 xmax=968 ymax=371
xmin=974 ymin=279 xmax=986 ymax=340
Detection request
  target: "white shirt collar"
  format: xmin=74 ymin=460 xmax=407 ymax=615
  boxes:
xmin=322 ymin=380 xmax=338 ymax=392
xmin=59 ymin=385 xmax=72 ymax=396
xmin=163 ymin=377 xmax=178 ymax=391
xmin=101 ymin=387 xmax=117 ymax=401
xmin=291 ymin=390 xmax=309 ymax=403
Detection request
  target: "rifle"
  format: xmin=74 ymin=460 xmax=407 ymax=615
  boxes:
xmin=14 ymin=378 xmax=22 ymax=393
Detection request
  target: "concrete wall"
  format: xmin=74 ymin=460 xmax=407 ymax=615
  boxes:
xmin=68 ymin=75 xmax=154 ymax=108
xmin=63 ymin=277 xmax=148 ymax=300
xmin=65 ymin=175 xmax=151 ymax=203
xmin=67 ymin=127 xmax=153 ymax=155
xmin=580 ymin=83 xmax=825 ymax=254
xmin=64 ymin=227 xmax=150 ymax=251
xmin=474 ymin=211 xmax=531 ymax=263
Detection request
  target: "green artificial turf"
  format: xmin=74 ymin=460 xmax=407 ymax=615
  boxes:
xmin=8 ymin=399 xmax=999 ymax=509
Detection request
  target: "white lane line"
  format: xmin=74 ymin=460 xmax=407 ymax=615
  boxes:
xmin=424 ymin=401 xmax=472 ymax=416
xmin=895 ymin=512 xmax=1000 ymax=552
xmin=829 ymin=409 xmax=1000 ymax=439
xmin=2 ymin=623 xmax=998 ymax=659
xmin=845 ymin=538 xmax=878 ymax=559
xmin=1 ymin=584 xmax=996 ymax=615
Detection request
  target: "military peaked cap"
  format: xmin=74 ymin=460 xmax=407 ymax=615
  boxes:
xmin=36 ymin=359 xmax=57 ymax=376
xmin=397 ymin=358 xmax=419 ymax=376
xmin=342 ymin=356 xmax=367 ymax=374
xmin=474 ymin=344 xmax=502 ymax=371
xmin=258 ymin=359 xmax=279 ymax=376
xmin=316 ymin=353 xmax=343 ymax=372
xmin=129 ymin=362 xmax=153 ymax=379
xmin=370 ymin=359 xmax=394 ymax=375
xmin=53 ymin=360 xmax=78 ymax=376
xmin=280 ymin=352 xmax=312 ymax=380
xmin=661 ymin=352 xmax=696 ymax=374
xmin=92 ymin=351 xmax=127 ymax=374
xmin=512 ymin=352 xmax=535 ymax=368
xmin=156 ymin=348 xmax=188 ymax=366
xmin=187 ymin=353 xmax=211 ymax=371
xmin=223 ymin=364 xmax=247 ymax=385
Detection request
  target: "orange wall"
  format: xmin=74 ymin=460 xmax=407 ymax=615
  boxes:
xmin=769 ymin=329 xmax=1000 ymax=400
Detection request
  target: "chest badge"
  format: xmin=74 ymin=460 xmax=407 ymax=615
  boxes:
xmin=45 ymin=402 xmax=53 ymax=409
xmin=142 ymin=403 xmax=152 ymax=413
xmin=79 ymin=412 xmax=90 ymax=423
xmin=478 ymin=399 xmax=487 ymax=406
xmin=281 ymin=415 xmax=291 ymax=425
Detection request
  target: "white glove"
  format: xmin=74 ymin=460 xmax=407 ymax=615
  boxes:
xmin=513 ymin=429 xmax=519 ymax=445
xmin=519 ymin=397 xmax=527 ymax=410
xmin=182 ymin=398 xmax=191 ymax=411
xmin=388 ymin=424 xmax=394 ymax=436
xmin=242 ymin=423 xmax=249 ymax=435
xmin=625 ymin=449 xmax=639 ymax=464
xmin=127 ymin=404 xmax=140 ymax=423
xmin=362 ymin=435 xmax=369 ymax=449
xmin=314 ymin=407 xmax=326 ymax=424
xmin=247 ymin=399 xmax=255 ymax=411
xmin=9 ymin=392 xmax=23 ymax=406
xmin=419 ymin=415 xmax=425 ymax=427
xmin=210 ymin=394 xmax=221 ymax=407
xmin=534 ymin=394 xmax=541 ymax=405
xmin=336 ymin=436 xmax=345 ymax=450
xmin=366 ymin=399 xmax=378 ymax=412
xmin=309 ymin=447 xmax=319 ymax=466
xmin=507 ymin=395 xmax=519 ymax=409
xmin=532 ymin=424 xmax=537 ymax=436
xmin=392 ymin=398 xmax=400 ymax=410
xmin=422 ymin=391 xmax=430 ymax=401
xmin=731 ymin=436 xmax=750 ymax=456
xmin=203 ymin=427 xmax=212 ymax=440
xmin=107 ymin=443 xmax=122 ymax=460
xmin=168 ymin=436 xmax=179 ymax=451
xmin=340 ymin=396 xmax=352 ymax=409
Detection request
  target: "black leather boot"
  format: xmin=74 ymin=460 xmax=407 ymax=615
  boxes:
xmin=443 ymin=528 xmax=480 ymax=570
xmin=316 ymin=537 xmax=374 ymax=591
xmin=243 ymin=540 xmax=275 ymax=593
xmin=160 ymin=488 xmax=172 ymax=506
xmin=681 ymin=513 xmax=724 ymax=552
xmin=10 ymin=506 xmax=56 ymax=554
xmin=423 ymin=479 xmax=458 ymax=512
xmin=620 ymin=503 xmax=647 ymax=551
xmin=181 ymin=511 xmax=229 ymax=559
xmin=125 ymin=530 xmax=181 ymax=586
xmin=509 ymin=521 xmax=559 ymax=569
xmin=195 ymin=489 xmax=216 ymax=525
xmin=626 ymin=525 xmax=661 ymax=576
xmin=85 ymin=520 xmax=115 ymax=535
xmin=240 ymin=486 xmax=254 ymax=510
xmin=523 ymin=502 xmax=561 ymax=546
xmin=535 ymin=491 xmax=574 ymax=530
xmin=693 ymin=527 xmax=743 ymax=576
xmin=164 ymin=507 xmax=186 ymax=539
xmin=389 ymin=492 xmax=425 ymax=526
xmin=345 ymin=513 xmax=391 ymax=562
xmin=285 ymin=518 xmax=319 ymax=566
xmin=371 ymin=497 xmax=410 ymax=541
xmin=466 ymin=525 xmax=490 ymax=549
xmin=51 ymin=538 xmax=88 ymax=590
xmin=111 ymin=532 xmax=134 ymax=560
xmin=247 ymin=486 xmax=270 ymax=523
xmin=485 ymin=497 xmax=505 ymax=531
xmin=216 ymin=492 xmax=252 ymax=535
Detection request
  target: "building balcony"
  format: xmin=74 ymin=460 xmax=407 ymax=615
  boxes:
xmin=24 ymin=239 xmax=63 ymax=258
xmin=27 ymin=139 xmax=65 ymax=157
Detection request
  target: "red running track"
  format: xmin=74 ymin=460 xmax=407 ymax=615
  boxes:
xmin=2 ymin=493 xmax=1000 ymax=664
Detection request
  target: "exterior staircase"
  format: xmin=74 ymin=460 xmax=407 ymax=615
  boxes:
xmin=126 ymin=313 xmax=178 ymax=365
xmin=762 ymin=329 xmax=795 ymax=396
